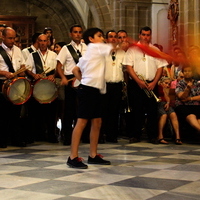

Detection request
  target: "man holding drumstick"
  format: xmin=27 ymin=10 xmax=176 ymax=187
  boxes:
xmin=56 ymin=24 xmax=87 ymax=145
xmin=0 ymin=27 xmax=26 ymax=148
xmin=26 ymin=34 xmax=58 ymax=143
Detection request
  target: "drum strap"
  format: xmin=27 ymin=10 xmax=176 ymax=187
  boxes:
xmin=0 ymin=46 xmax=15 ymax=73
xmin=66 ymin=44 xmax=79 ymax=64
xmin=32 ymin=52 xmax=44 ymax=74
xmin=27 ymin=47 xmax=34 ymax=53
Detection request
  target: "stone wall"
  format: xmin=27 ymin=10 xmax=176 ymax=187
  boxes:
xmin=0 ymin=0 xmax=173 ymax=50
xmin=179 ymin=0 xmax=200 ymax=51
xmin=0 ymin=0 xmax=84 ymax=44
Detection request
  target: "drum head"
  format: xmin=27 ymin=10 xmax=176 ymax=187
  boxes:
xmin=33 ymin=79 xmax=58 ymax=104
xmin=7 ymin=78 xmax=32 ymax=105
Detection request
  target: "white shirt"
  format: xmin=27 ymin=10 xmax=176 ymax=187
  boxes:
xmin=0 ymin=43 xmax=25 ymax=76
xmin=22 ymin=45 xmax=37 ymax=61
xmin=77 ymin=43 xmax=113 ymax=94
xmin=105 ymin=49 xmax=125 ymax=83
xmin=25 ymin=49 xmax=57 ymax=74
xmin=123 ymin=42 xmax=168 ymax=81
xmin=56 ymin=40 xmax=87 ymax=75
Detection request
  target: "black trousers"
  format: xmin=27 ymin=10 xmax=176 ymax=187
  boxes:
xmin=126 ymin=79 xmax=158 ymax=140
xmin=27 ymin=96 xmax=58 ymax=142
xmin=101 ymin=82 xmax=123 ymax=140
xmin=0 ymin=90 xmax=25 ymax=146
xmin=61 ymin=75 xmax=77 ymax=142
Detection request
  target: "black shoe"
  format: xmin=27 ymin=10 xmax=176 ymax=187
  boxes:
xmin=67 ymin=157 xmax=88 ymax=169
xmin=88 ymin=154 xmax=111 ymax=165
xmin=129 ymin=137 xmax=140 ymax=143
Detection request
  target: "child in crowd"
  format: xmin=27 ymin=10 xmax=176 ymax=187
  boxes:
xmin=171 ymin=71 xmax=184 ymax=89
xmin=157 ymin=77 xmax=182 ymax=145
xmin=67 ymin=27 xmax=113 ymax=169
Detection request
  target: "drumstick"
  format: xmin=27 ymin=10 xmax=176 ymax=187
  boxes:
xmin=11 ymin=65 xmax=32 ymax=77
xmin=12 ymin=67 xmax=27 ymax=76
xmin=40 ymin=67 xmax=50 ymax=76
xmin=68 ymin=78 xmax=75 ymax=82
xmin=56 ymin=77 xmax=75 ymax=87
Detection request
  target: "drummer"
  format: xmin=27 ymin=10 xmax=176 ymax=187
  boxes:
xmin=0 ymin=27 xmax=26 ymax=148
xmin=25 ymin=34 xmax=58 ymax=143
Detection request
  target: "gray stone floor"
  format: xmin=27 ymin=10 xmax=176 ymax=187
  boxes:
xmin=0 ymin=138 xmax=200 ymax=200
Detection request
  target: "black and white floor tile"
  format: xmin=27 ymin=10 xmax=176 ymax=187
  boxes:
xmin=0 ymin=138 xmax=200 ymax=200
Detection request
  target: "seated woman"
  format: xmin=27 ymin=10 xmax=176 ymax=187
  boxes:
xmin=157 ymin=77 xmax=182 ymax=144
xmin=175 ymin=65 xmax=200 ymax=134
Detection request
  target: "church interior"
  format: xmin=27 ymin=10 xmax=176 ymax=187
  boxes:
xmin=1 ymin=0 xmax=200 ymax=199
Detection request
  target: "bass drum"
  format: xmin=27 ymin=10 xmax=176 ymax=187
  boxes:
xmin=2 ymin=77 xmax=32 ymax=105
xmin=33 ymin=78 xmax=58 ymax=104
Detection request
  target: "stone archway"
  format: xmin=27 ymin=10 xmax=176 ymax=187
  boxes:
xmin=0 ymin=0 xmax=115 ymax=42
xmin=22 ymin=0 xmax=85 ymax=42
xmin=85 ymin=0 xmax=113 ymax=30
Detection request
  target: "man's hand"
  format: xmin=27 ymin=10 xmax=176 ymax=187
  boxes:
xmin=47 ymin=74 xmax=55 ymax=82
xmin=33 ymin=74 xmax=43 ymax=80
xmin=137 ymin=79 xmax=147 ymax=89
xmin=4 ymin=71 xmax=14 ymax=79
xmin=147 ymin=82 xmax=156 ymax=91
xmin=60 ymin=76 xmax=69 ymax=85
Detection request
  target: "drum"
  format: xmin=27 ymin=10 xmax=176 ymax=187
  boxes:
xmin=2 ymin=77 xmax=32 ymax=105
xmin=33 ymin=78 xmax=58 ymax=104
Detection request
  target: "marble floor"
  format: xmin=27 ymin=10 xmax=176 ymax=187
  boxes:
xmin=0 ymin=138 xmax=200 ymax=200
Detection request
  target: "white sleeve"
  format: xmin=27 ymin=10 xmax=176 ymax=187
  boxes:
xmin=25 ymin=54 xmax=35 ymax=73
xmin=122 ymin=47 xmax=134 ymax=66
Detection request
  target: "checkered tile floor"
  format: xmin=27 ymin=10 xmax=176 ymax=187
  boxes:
xmin=0 ymin=139 xmax=200 ymax=200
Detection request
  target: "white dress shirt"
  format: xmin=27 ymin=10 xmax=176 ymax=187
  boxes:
xmin=77 ymin=43 xmax=113 ymax=94
xmin=22 ymin=45 xmax=37 ymax=61
xmin=105 ymin=49 xmax=125 ymax=83
xmin=123 ymin=42 xmax=168 ymax=81
xmin=0 ymin=43 xmax=25 ymax=79
xmin=56 ymin=40 xmax=87 ymax=75
xmin=25 ymin=49 xmax=57 ymax=74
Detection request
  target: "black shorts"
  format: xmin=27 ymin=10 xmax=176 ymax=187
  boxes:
xmin=77 ymin=84 xmax=102 ymax=119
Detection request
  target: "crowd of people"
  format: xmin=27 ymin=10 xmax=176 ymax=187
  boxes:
xmin=0 ymin=23 xmax=200 ymax=168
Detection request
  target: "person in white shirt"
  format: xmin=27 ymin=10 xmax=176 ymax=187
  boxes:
xmin=0 ymin=27 xmax=26 ymax=148
xmin=26 ymin=34 xmax=58 ymax=143
xmin=56 ymin=24 xmax=87 ymax=145
xmin=67 ymin=27 xmax=112 ymax=169
xmin=123 ymin=26 xmax=168 ymax=144
xmin=117 ymin=30 xmax=129 ymax=52
xmin=22 ymin=32 xmax=41 ymax=61
xmin=100 ymin=30 xmax=125 ymax=143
